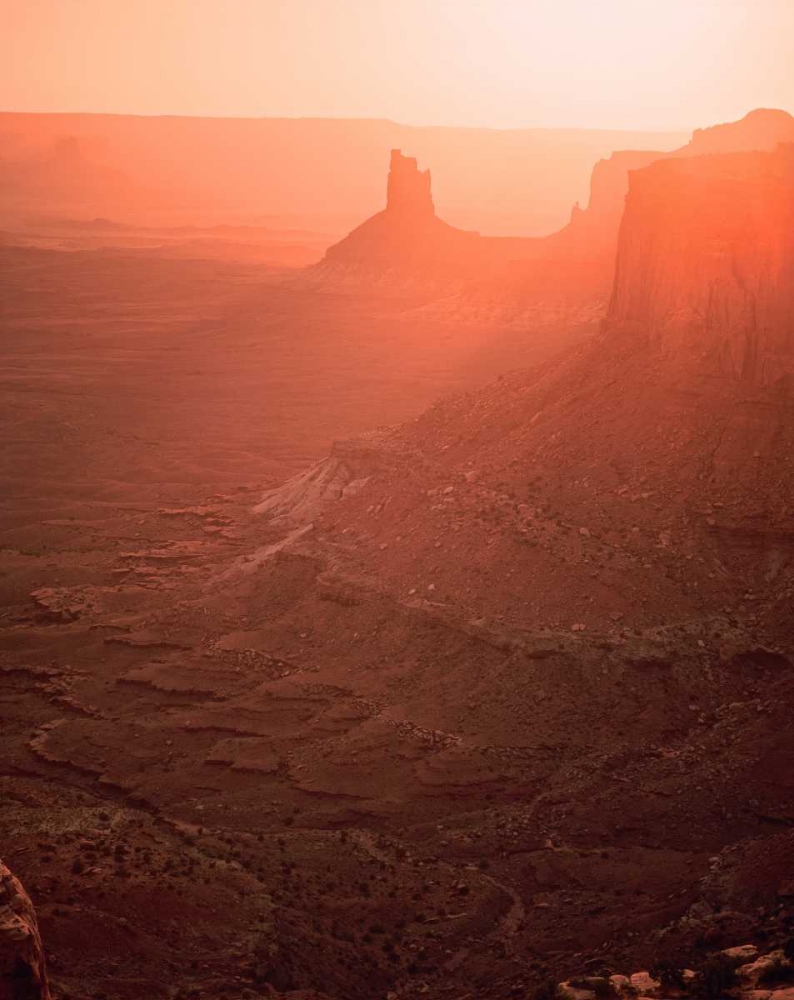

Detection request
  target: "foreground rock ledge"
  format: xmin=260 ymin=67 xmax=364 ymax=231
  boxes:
xmin=0 ymin=860 xmax=50 ymax=1000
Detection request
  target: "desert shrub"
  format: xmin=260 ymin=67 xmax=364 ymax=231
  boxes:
xmin=651 ymin=961 xmax=688 ymax=993
xmin=569 ymin=977 xmax=614 ymax=998
xmin=532 ymin=979 xmax=566 ymax=1000
xmin=693 ymin=954 xmax=738 ymax=998
xmin=757 ymin=956 xmax=794 ymax=986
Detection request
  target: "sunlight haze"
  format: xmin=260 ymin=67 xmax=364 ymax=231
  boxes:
xmin=3 ymin=0 xmax=793 ymax=129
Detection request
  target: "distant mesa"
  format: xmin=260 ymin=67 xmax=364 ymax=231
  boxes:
xmin=0 ymin=113 xmax=691 ymax=235
xmin=686 ymin=107 xmax=794 ymax=155
xmin=562 ymin=108 xmax=794 ymax=247
xmin=318 ymin=108 xmax=794 ymax=298
xmin=0 ymin=133 xmax=132 ymax=213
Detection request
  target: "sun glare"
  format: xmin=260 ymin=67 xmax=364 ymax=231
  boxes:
xmin=2 ymin=0 xmax=791 ymax=129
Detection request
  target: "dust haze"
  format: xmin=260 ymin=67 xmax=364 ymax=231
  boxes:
xmin=2 ymin=34 xmax=794 ymax=1000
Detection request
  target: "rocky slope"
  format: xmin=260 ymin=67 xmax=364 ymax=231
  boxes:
xmin=156 ymin=129 xmax=794 ymax=999
xmin=285 ymin=143 xmax=794 ymax=633
xmin=0 ymin=861 xmax=50 ymax=1000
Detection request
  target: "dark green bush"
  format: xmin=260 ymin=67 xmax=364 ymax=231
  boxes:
xmin=693 ymin=954 xmax=738 ymax=999
xmin=531 ymin=980 xmax=565 ymax=1000
xmin=650 ymin=961 xmax=687 ymax=993
xmin=757 ymin=957 xmax=794 ymax=986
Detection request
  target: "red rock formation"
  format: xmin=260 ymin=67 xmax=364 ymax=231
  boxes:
xmin=386 ymin=149 xmax=434 ymax=216
xmin=687 ymin=107 xmax=794 ymax=156
xmin=294 ymin=141 xmax=794 ymax=642
xmin=606 ymin=145 xmax=794 ymax=386
xmin=319 ymin=110 xmax=794 ymax=297
xmin=0 ymin=861 xmax=50 ymax=1000
xmin=320 ymin=149 xmax=555 ymax=281
xmin=573 ymin=110 xmax=794 ymax=226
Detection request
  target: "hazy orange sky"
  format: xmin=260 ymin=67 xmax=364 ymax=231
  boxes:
xmin=3 ymin=0 xmax=793 ymax=130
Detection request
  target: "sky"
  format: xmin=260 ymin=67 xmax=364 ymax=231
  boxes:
xmin=2 ymin=0 xmax=793 ymax=131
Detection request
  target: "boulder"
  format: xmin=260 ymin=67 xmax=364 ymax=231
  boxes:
xmin=738 ymin=952 xmax=787 ymax=987
xmin=0 ymin=860 xmax=50 ymax=1000
xmin=630 ymin=971 xmax=661 ymax=994
xmin=723 ymin=944 xmax=760 ymax=962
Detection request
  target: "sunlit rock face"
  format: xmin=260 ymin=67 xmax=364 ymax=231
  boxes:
xmin=321 ymin=110 xmax=794 ymax=294
xmin=686 ymin=107 xmax=794 ymax=156
xmin=385 ymin=149 xmax=434 ymax=217
xmin=0 ymin=861 xmax=50 ymax=1000
xmin=606 ymin=145 xmax=794 ymax=387
xmin=565 ymin=109 xmax=794 ymax=254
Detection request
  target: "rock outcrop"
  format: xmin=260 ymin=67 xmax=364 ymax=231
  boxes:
xmin=254 ymin=437 xmax=381 ymax=524
xmin=0 ymin=861 xmax=50 ymax=1000
xmin=316 ymin=110 xmax=794 ymax=305
xmin=232 ymin=125 xmax=794 ymax=999
xmin=687 ymin=107 xmax=794 ymax=156
xmin=275 ymin=133 xmax=794 ymax=634
xmin=319 ymin=149 xmax=509 ymax=279
xmin=385 ymin=149 xmax=434 ymax=217
xmin=606 ymin=145 xmax=794 ymax=386
xmin=564 ymin=108 xmax=794 ymax=249
xmin=316 ymin=148 xmax=599 ymax=298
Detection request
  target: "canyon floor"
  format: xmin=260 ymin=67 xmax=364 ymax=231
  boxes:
xmin=1 ymin=239 xmax=793 ymax=1000
xmin=0 ymin=240 xmax=601 ymax=1000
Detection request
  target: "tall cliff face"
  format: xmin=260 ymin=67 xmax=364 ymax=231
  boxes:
xmin=0 ymin=861 xmax=50 ymax=1000
xmin=582 ymin=149 xmax=663 ymax=218
xmin=606 ymin=146 xmax=794 ymax=386
xmin=320 ymin=109 xmax=794 ymax=300
xmin=385 ymin=149 xmax=434 ymax=216
xmin=566 ymin=109 xmax=794 ymax=250
xmin=288 ymin=142 xmax=794 ymax=647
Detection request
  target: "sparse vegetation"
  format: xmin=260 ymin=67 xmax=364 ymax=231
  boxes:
xmin=532 ymin=979 xmax=567 ymax=1000
xmin=693 ymin=954 xmax=739 ymax=999
xmin=757 ymin=956 xmax=794 ymax=986
xmin=651 ymin=960 xmax=688 ymax=993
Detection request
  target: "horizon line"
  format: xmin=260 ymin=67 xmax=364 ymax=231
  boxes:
xmin=0 ymin=107 xmax=705 ymax=136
